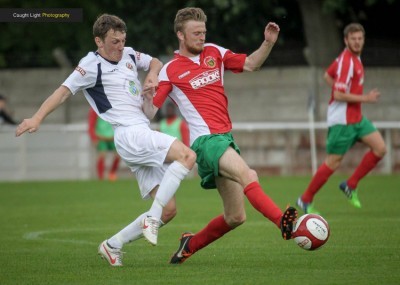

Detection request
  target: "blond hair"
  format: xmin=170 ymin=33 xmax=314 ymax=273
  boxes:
xmin=343 ymin=23 xmax=365 ymax=38
xmin=174 ymin=7 xmax=207 ymax=33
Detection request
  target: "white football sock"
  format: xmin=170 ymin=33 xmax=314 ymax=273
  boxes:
xmin=147 ymin=161 xmax=190 ymax=219
xmin=107 ymin=214 xmax=168 ymax=249
xmin=107 ymin=213 xmax=147 ymax=249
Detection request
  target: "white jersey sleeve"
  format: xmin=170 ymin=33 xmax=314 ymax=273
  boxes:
xmin=126 ymin=47 xmax=153 ymax=72
xmin=62 ymin=52 xmax=98 ymax=95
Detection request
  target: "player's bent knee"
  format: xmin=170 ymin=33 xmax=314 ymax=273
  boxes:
xmin=181 ymin=148 xmax=196 ymax=169
xmin=326 ymin=158 xmax=342 ymax=170
xmin=247 ymin=169 xmax=258 ymax=182
xmin=225 ymin=213 xmax=246 ymax=228
xmin=375 ymin=146 xmax=387 ymax=158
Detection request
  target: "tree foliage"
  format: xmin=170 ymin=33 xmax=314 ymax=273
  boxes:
xmin=0 ymin=0 xmax=398 ymax=68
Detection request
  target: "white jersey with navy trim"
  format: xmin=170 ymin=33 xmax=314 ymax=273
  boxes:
xmin=63 ymin=47 xmax=152 ymax=127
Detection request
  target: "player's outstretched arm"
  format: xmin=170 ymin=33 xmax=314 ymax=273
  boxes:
xmin=141 ymin=86 xmax=159 ymax=120
xmin=15 ymin=86 xmax=71 ymax=137
xmin=244 ymin=22 xmax=280 ymax=72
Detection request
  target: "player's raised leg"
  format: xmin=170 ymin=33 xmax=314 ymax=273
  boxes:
xmin=143 ymin=139 xmax=196 ymax=245
xmin=218 ymin=147 xmax=297 ymax=239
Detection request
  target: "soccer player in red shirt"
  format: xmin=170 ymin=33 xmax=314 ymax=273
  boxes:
xmin=142 ymin=7 xmax=297 ymax=264
xmin=296 ymin=23 xmax=386 ymax=214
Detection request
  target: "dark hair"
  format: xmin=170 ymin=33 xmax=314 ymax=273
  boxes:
xmin=93 ymin=14 xmax=127 ymax=40
xmin=174 ymin=7 xmax=207 ymax=33
xmin=0 ymin=94 xmax=5 ymax=101
xmin=343 ymin=23 xmax=365 ymax=38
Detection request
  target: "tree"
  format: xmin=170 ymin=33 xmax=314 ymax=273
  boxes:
xmin=297 ymin=0 xmax=341 ymax=67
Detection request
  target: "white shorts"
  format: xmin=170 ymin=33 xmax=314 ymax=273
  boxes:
xmin=114 ymin=124 xmax=176 ymax=199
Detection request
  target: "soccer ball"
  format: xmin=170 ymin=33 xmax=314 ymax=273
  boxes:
xmin=292 ymin=214 xmax=330 ymax=250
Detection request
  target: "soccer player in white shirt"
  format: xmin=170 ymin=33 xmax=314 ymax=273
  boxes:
xmin=15 ymin=14 xmax=196 ymax=266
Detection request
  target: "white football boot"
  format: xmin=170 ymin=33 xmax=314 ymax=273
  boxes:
xmin=98 ymin=240 xmax=124 ymax=267
xmin=142 ymin=216 xmax=161 ymax=246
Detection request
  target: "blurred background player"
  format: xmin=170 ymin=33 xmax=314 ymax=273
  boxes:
xmin=0 ymin=94 xmax=17 ymax=125
xmin=88 ymin=108 xmax=120 ymax=181
xmin=296 ymin=23 xmax=386 ymax=214
xmin=159 ymin=101 xmax=189 ymax=147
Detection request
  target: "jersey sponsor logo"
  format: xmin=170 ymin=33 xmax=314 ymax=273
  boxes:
xmin=189 ymin=69 xmax=220 ymax=89
xmin=178 ymin=71 xmax=191 ymax=79
xmin=135 ymin=51 xmax=141 ymax=60
xmin=107 ymin=68 xmax=118 ymax=72
xmin=126 ymin=62 xmax=133 ymax=70
xmin=204 ymin=56 xmax=216 ymax=68
xmin=75 ymin=66 xmax=86 ymax=76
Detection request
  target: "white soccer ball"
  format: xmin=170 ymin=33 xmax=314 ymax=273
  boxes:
xmin=292 ymin=214 xmax=330 ymax=250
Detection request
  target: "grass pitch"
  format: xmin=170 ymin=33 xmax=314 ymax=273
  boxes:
xmin=0 ymin=175 xmax=399 ymax=285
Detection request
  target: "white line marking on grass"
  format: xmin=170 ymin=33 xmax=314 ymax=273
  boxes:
xmin=23 ymin=228 xmax=103 ymax=246
xmin=22 ymin=223 xmax=201 ymax=246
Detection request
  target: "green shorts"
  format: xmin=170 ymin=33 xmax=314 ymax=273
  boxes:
xmin=191 ymin=132 xmax=240 ymax=189
xmin=97 ymin=140 xmax=116 ymax=152
xmin=326 ymin=116 xmax=377 ymax=155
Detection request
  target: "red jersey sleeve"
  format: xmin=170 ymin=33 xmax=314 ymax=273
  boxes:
xmin=223 ymin=51 xmax=247 ymax=73
xmin=154 ymin=80 xmax=172 ymax=108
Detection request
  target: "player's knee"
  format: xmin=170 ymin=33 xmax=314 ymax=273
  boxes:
xmin=373 ymin=145 xmax=386 ymax=158
xmin=247 ymin=169 xmax=258 ymax=183
xmin=326 ymin=158 xmax=341 ymax=171
xmin=239 ymin=169 xmax=258 ymax=187
xmin=180 ymin=147 xmax=196 ymax=169
xmin=225 ymin=213 xmax=246 ymax=228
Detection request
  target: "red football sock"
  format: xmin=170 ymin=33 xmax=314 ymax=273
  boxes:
xmin=188 ymin=215 xmax=232 ymax=253
xmin=97 ymin=156 xmax=105 ymax=180
xmin=244 ymin=182 xmax=282 ymax=227
xmin=110 ymin=156 xmax=120 ymax=174
xmin=301 ymin=163 xmax=334 ymax=203
xmin=347 ymin=151 xmax=382 ymax=189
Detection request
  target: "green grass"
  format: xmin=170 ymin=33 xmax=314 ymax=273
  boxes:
xmin=0 ymin=175 xmax=399 ymax=285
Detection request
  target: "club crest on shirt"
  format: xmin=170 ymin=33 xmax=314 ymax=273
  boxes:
xmin=204 ymin=56 xmax=216 ymax=68
xmin=126 ymin=62 xmax=133 ymax=70
xmin=128 ymin=81 xmax=139 ymax=96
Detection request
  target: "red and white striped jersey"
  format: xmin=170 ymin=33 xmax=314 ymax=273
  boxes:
xmin=326 ymin=48 xmax=364 ymax=126
xmin=154 ymin=43 xmax=246 ymax=145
